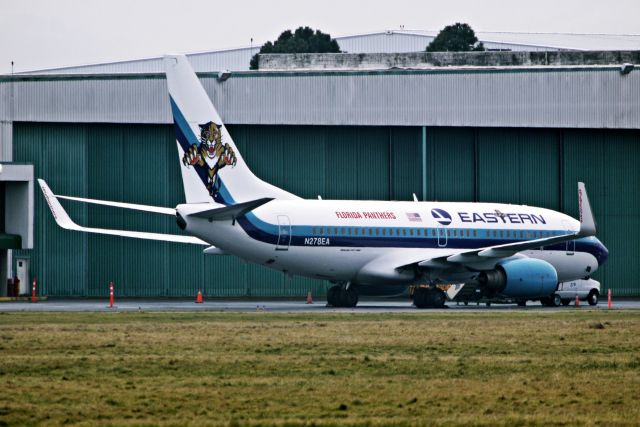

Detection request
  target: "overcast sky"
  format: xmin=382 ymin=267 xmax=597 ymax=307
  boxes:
xmin=1 ymin=0 xmax=639 ymax=74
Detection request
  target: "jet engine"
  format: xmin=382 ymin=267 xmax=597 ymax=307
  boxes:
xmin=478 ymin=258 xmax=558 ymax=298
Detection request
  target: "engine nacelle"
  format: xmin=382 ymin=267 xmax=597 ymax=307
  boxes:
xmin=479 ymin=258 xmax=558 ymax=298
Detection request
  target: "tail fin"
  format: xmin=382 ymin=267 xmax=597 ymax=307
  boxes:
xmin=164 ymin=55 xmax=298 ymax=205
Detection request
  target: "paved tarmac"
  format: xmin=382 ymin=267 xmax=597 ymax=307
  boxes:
xmin=1 ymin=298 xmax=638 ymax=313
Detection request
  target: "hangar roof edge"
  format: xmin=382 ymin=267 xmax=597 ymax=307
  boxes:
xmin=0 ymin=64 xmax=633 ymax=83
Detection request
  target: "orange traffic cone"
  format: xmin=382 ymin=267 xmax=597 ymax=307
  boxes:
xmin=196 ymin=289 xmax=203 ymax=304
xmin=306 ymin=291 xmax=313 ymax=304
xmin=31 ymin=278 xmax=37 ymax=303
xmin=109 ymin=282 xmax=114 ymax=308
xmin=575 ymin=295 xmax=580 ymax=307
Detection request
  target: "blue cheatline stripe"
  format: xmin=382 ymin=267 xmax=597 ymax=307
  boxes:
xmin=167 ymin=99 xmax=603 ymax=260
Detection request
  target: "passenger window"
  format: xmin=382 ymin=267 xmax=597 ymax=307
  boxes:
xmin=341 ymin=227 xmax=345 ymax=235
xmin=312 ymin=227 xmax=316 ymax=235
xmin=431 ymin=229 xmax=436 ymax=237
xmin=473 ymin=230 xmax=477 ymax=237
xmin=402 ymin=229 xmax=407 ymax=236
xmin=409 ymin=229 xmax=414 ymax=236
xmin=320 ymin=228 xmax=324 ymax=235
xmin=375 ymin=228 xmax=380 ymax=236
xmin=382 ymin=228 xmax=386 ymax=236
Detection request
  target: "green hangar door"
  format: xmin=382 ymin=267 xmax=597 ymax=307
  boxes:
xmin=12 ymin=123 xmax=640 ymax=297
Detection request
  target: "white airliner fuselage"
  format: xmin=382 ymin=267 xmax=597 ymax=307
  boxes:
xmin=178 ymin=199 xmax=605 ymax=286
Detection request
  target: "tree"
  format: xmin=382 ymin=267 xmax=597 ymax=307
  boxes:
xmin=250 ymin=26 xmax=341 ymax=70
xmin=426 ymin=23 xmax=485 ymax=52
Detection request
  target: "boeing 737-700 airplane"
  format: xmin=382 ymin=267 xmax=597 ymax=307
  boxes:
xmin=38 ymin=55 xmax=608 ymax=308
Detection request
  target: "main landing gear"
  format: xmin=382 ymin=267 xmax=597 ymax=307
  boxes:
xmin=413 ymin=286 xmax=447 ymax=309
xmin=327 ymin=283 xmax=359 ymax=308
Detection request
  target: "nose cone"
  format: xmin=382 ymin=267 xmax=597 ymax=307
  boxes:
xmin=594 ymin=237 xmax=609 ymax=266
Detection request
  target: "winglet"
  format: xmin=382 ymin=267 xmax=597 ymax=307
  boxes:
xmin=38 ymin=179 xmax=76 ymax=230
xmin=578 ymin=182 xmax=596 ymax=236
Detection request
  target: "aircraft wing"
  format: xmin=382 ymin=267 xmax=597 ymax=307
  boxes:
xmin=418 ymin=231 xmax=579 ymax=269
xmin=38 ymin=179 xmax=208 ymax=245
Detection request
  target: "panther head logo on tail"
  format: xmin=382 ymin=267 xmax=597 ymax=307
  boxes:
xmin=182 ymin=121 xmax=237 ymax=198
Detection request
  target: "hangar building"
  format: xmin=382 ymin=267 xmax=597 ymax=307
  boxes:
xmin=1 ymin=33 xmax=639 ymax=298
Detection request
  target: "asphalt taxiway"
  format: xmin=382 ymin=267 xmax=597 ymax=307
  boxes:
xmin=1 ymin=299 xmax=639 ymax=312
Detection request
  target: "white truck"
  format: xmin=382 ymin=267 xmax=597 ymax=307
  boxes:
xmin=541 ymin=279 xmax=601 ymax=306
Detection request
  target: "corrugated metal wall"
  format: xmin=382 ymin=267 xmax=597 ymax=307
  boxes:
xmin=4 ymin=67 xmax=640 ymax=129
xmin=13 ymin=123 xmax=640 ymax=297
xmin=561 ymin=130 xmax=640 ymax=296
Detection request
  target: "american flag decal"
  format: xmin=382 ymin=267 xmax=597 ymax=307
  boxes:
xmin=406 ymin=212 xmax=422 ymax=222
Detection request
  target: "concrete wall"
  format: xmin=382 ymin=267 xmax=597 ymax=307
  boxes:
xmin=258 ymin=50 xmax=640 ymax=70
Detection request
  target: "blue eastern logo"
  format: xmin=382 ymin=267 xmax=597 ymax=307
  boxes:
xmin=431 ymin=208 xmax=452 ymax=226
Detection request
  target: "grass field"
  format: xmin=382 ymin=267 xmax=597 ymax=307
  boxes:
xmin=1 ymin=310 xmax=639 ymax=426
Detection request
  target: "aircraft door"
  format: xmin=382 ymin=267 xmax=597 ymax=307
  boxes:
xmin=562 ymin=220 xmax=575 ymax=255
xmin=276 ymin=215 xmax=291 ymax=251
xmin=437 ymin=227 xmax=448 ymax=247
xmin=566 ymin=240 xmax=575 ymax=255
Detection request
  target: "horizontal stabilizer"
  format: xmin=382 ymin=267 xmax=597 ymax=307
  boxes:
xmin=189 ymin=197 xmax=274 ymax=220
xmin=55 ymin=194 xmax=176 ymax=215
xmin=38 ymin=179 xmax=208 ymax=245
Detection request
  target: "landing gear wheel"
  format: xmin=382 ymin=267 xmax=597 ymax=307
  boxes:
xmin=517 ymin=300 xmax=527 ymax=307
xmin=561 ymin=299 xmax=571 ymax=306
xmin=587 ymin=290 xmax=599 ymax=306
xmin=340 ymin=287 xmax=359 ymax=308
xmin=413 ymin=288 xmax=427 ymax=308
xmin=327 ymin=285 xmax=342 ymax=307
xmin=551 ymin=294 xmax=562 ymax=307
xmin=413 ymin=287 xmax=446 ymax=309
xmin=540 ymin=297 xmax=550 ymax=306
xmin=428 ymin=288 xmax=446 ymax=308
